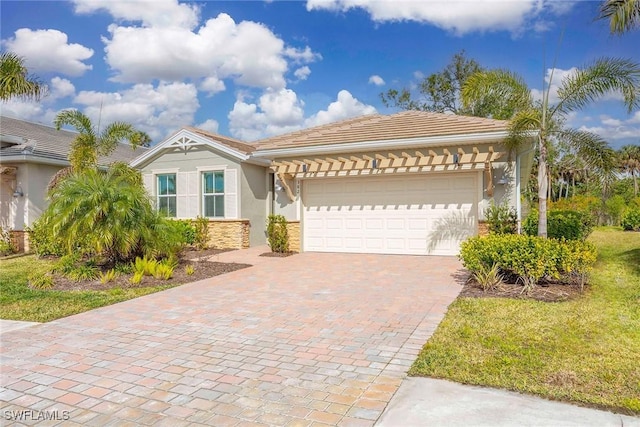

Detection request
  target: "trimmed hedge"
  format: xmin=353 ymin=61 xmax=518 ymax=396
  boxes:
xmin=459 ymin=234 xmax=597 ymax=288
xmin=523 ymin=209 xmax=593 ymax=240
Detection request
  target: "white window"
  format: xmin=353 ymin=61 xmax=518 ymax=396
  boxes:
xmin=202 ymin=171 xmax=224 ymax=218
xmin=157 ymin=173 xmax=176 ymax=217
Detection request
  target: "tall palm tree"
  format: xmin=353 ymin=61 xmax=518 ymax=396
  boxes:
xmin=0 ymin=51 xmax=46 ymax=101
xmin=54 ymin=109 xmax=151 ymax=172
xmin=619 ymin=144 xmax=640 ymax=196
xmin=462 ymin=58 xmax=640 ymax=237
xmin=600 ymin=0 xmax=640 ymax=34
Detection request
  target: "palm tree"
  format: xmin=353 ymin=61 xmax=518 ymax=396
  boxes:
xmin=0 ymin=51 xmax=46 ymax=101
xmin=41 ymin=163 xmax=183 ymax=263
xmin=462 ymin=58 xmax=640 ymax=237
xmin=54 ymin=109 xmax=151 ymax=172
xmin=619 ymin=144 xmax=640 ymax=196
xmin=600 ymin=0 xmax=640 ymax=34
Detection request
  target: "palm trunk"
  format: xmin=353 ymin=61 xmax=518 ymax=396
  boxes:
xmin=634 ymin=171 xmax=638 ymax=197
xmin=538 ymin=139 xmax=548 ymax=238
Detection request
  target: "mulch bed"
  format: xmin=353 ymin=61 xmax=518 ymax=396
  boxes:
xmin=38 ymin=248 xmax=251 ymax=292
xmin=459 ymin=277 xmax=586 ymax=302
xmin=259 ymin=251 xmax=297 ymax=258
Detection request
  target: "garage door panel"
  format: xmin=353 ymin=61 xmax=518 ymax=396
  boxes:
xmin=303 ymin=174 xmax=477 ymax=256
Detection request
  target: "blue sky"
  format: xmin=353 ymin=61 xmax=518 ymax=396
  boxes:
xmin=1 ymin=0 xmax=639 ymax=148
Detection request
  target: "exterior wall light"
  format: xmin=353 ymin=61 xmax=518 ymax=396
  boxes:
xmin=13 ymin=186 xmax=24 ymax=197
xmin=453 ymin=153 xmax=460 ymax=166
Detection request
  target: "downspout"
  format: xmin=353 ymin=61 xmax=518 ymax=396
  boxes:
xmin=516 ymin=144 xmax=536 ymax=234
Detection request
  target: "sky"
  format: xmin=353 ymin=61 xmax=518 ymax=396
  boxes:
xmin=1 ymin=0 xmax=639 ymax=149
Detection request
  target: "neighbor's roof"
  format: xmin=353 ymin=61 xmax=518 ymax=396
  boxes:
xmin=0 ymin=116 xmax=147 ymax=165
xmin=183 ymin=126 xmax=256 ymax=155
xmin=254 ymin=110 xmax=510 ymax=150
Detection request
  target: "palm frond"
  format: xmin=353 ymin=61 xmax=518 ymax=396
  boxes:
xmin=554 ymin=129 xmax=617 ymax=181
xmin=54 ymin=109 xmax=96 ymax=137
xmin=461 ymin=69 xmax=533 ymax=120
xmin=599 ymin=0 xmax=640 ymax=34
xmin=554 ymin=57 xmax=640 ymax=115
xmin=0 ymin=52 xmax=47 ymax=101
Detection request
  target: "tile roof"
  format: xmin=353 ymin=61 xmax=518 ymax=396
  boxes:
xmin=254 ymin=110 xmax=510 ymax=150
xmin=183 ymin=126 xmax=257 ymax=154
xmin=0 ymin=115 xmax=147 ymax=165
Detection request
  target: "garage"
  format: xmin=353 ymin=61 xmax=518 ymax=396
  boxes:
xmin=302 ymin=173 xmax=478 ymax=256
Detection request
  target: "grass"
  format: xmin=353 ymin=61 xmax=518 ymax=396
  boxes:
xmin=0 ymin=255 xmax=174 ymax=323
xmin=410 ymin=227 xmax=640 ymax=415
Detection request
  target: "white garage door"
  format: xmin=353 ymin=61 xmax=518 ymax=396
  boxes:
xmin=303 ymin=173 xmax=478 ymax=256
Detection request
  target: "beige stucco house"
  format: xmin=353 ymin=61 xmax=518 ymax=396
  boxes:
xmin=253 ymin=111 xmax=535 ymax=256
xmin=131 ymin=127 xmax=272 ymax=249
xmin=0 ymin=116 xmax=146 ymax=251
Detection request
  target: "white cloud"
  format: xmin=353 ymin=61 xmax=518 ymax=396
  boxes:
xmin=294 ymin=66 xmax=311 ymax=81
xmin=50 ymin=77 xmax=76 ymax=100
xmin=368 ymin=75 xmax=385 ymax=86
xmin=229 ymin=88 xmax=305 ymax=141
xmin=229 ymin=88 xmax=376 ymax=141
xmin=86 ymin=12 xmax=319 ymax=91
xmin=73 ymin=0 xmax=200 ymax=29
xmin=577 ymin=112 xmax=640 ymax=146
xmin=196 ymin=119 xmax=220 ymax=134
xmin=306 ymin=0 xmax=572 ymax=35
xmin=305 ymin=89 xmax=377 ymax=128
xmin=200 ymin=76 xmax=226 ymax=96
xmin=73 ymin=82 xmax=200 ymax=141
xmin=3 ymin=29 xmax=93 ymax=76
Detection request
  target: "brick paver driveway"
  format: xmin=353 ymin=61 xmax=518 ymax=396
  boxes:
xmin=1 ymin=252 xmax=464 ymax=426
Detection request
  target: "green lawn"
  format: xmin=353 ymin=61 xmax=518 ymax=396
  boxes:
xmin=411 ymin=228 xmax=640 ymax=415
xmin=0 ymin=255 xmax=174 ymax=322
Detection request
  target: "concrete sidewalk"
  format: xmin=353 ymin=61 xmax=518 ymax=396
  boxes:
xmin=376 ymin=377 xmax=640 ymax=427
xmin=0 ymin=319 xmax=40 ymax=335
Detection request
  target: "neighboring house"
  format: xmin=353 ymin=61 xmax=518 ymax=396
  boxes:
xmin=0 ymin=116 xmax=147 ymax=251
xmin=252 ymin=111 xmax=535 ymax=256
xmin=131 ymin=127 xmax=272 ymax=249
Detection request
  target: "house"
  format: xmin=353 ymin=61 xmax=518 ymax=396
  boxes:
xmin=0 ymin=116 xmax=147 ymax=251
xmin=132 ymin=111 xmax=535 ymax=256
xmin=252 ymin=111 xmax=535 ymax=256
xmin=131 ymin=127 xmax=272 ymax=249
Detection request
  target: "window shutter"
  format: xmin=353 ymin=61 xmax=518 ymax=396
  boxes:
xmin=143 ymin=173 xmax=154 ymax=197
xmin=224 ymin=168 xmax=238 ymax=219
xmin=176 ymin=172 xmax=188 ymax=218
xmin=186 ymin=171 xmax=198 ymax=218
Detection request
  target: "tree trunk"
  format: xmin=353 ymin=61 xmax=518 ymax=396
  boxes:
xmin=538 ymin=138 xmax=548 ymax=238
xmin=633 ymin=171 xmax=638 ymax=197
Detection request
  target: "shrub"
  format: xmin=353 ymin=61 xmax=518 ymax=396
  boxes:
xmin=267 ymin=215 xmax=289 ymax=253
xmin=0 ymin=227 xmax=16 ymax=256
xmin=67 ymin=264 xmax=100 ymax=282
xmin=52 ymin=253 xmax=100 ymax=282
xmin=523 ymin=209 xmax=593 ymax=240
xmin=473 ymin=263 xmax=502 ymax=292
xmin=153 ymin=263 xmax=174 ymax=280
xmin=27 ymin=219 xmax=64 ymax=257
xmin=621 ymin=208 xmax=640 ymax=231
xmin=130 ymin=271 xmax=144 ymax=285
xmin=459 ymin=234 xmax=597 ymax=291
xmin=99 ymin=269 xmax=118 ymax=284
xmin=484 ymin=203 xmax=517 ymax=235
xmin=185 ymin=264 xmax=195 ymax=276
xmin=29 ymin=271 xmax=54 ymax=289
xmin=132 ymin=256 xmax=158 ymax=276
xmin=605 ymin=195 xmax=627 ymax=226
xmin=193 ymin=216 xmax=210 ymax=250
xmin=173 ymin=220 xmax=196 ymax=245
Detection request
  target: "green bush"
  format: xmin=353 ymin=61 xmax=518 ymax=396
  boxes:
xmin=27 ymin=219 xmax=64 ymax=257
xmin=621 ymin=208 xmax=640 ymax=231
xmin=459 ymin=234 xmax=597 ymax=290
xmin=523 ymin=209 xmax=593 ymax=240
xmin=28 ymin=271 xmax=54 ymax=289
xmin=484 ymin=202 xmax=517 ymax=235
xmin=172 ymin=220 xmax=196 ymax=245
xmin=193 ymin=216 xmax=210 ymax=250
xmin=0 ymin=227 xmax=16 ymax=256
xmin=267 ymin=214 xmax=289 ymax=253
xmin=605 ymin=195 xmax=627 ymax=226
